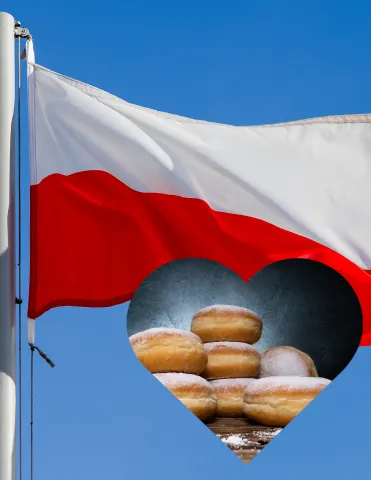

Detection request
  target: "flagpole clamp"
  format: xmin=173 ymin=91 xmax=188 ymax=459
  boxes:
xmin=29 ymin=343 xmax=56 ymax=369
xmin=14 ymin=21 xmax=31 ymax=39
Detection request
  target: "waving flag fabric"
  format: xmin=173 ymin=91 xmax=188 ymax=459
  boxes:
xmin=27 ymin=45 xmax=371 ymax=345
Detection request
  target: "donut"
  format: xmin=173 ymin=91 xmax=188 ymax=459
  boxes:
xmin=260 ymin=346 xmax=318 ymax=378
xmin=154 ymin=373 xmax=217 ymax=421
xmin=209 ymin=378 xmax=256 ymax=417
xmin=244 ymin=376 xmax=331 ymax=427
xmin=129 ymin=328 xmax=207 ymax=374
xmin=202 ymin=342 xmax=261 ymax=379
xmin=191 ymin=305 xmax=262 ymax=344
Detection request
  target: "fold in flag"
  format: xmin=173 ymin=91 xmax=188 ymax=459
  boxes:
xmin=26 ymin=42 xmax=371 ymax=345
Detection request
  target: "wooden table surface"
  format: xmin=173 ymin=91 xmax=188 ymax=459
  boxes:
xmin=206 ymin=418 xmax=282 ymax=464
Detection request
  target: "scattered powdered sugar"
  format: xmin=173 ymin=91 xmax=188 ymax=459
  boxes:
xmin=154 ymin=372 xmax=214 ymax=391
xmin=129 ymin=327 xmax=201 ymax=345
xmin=245 ymin=376 xmax=331 ymax=395
xmin=255 ymin=429 xmax=282 ymax=439
xmin=260 ymin=347 xmax=316 ymax=378
xmin=194 ymin=304 xmax=259 ymax=317
xmin=209 ymin=378 xmax=256 ymax=391
xmin=218 ymin=429 xmax=282 ymax=450
xmin=218 ymin=434 xmax=250 ymax=449
xmin=204 ymin=342 xmax=260 ymax=353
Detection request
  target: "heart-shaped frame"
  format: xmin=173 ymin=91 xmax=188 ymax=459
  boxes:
xmin=127 ymin=258 xmax=362 ymax=462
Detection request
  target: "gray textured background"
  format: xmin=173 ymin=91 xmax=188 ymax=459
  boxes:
xmin=127 ymin=259 xmax=362 ymax=380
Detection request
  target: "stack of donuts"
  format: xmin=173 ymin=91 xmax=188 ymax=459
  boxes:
xmin=245 ymin=345 xmax=330 ymax=427
xmin=129 ymin=305 xmax=331 ymax=428
xmin=190 ymin=305 xmax=262 ymax=418
xmin=129 ymin=327 xmax=218 ymax=420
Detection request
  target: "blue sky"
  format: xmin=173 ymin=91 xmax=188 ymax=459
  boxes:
xmin=4 ymin=1 xmax=371 ymax=479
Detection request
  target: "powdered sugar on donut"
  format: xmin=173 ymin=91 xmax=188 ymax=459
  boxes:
xmin=260 ymin=347 xmax=316 ymax=378
xmin=194 ymin=305 xmax=259 ymax=318
xmin=154 ymin=372 xmax=214 ymax=391
xmin=129 ymin=328 xmax=201 ymax=345
xmin=204 ymin=342 xmax=260 ymax=353
xmin=209 ymin=378 xmax=256 ymax=391
xmin=245 ymin=376 xmax=331 ymax=396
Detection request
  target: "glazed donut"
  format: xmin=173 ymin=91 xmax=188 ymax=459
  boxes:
xmin=202 ymin=342 xmax=261 ymax=379
xmin=154 ymin=373 xmax=217 ymax=421
xmin=129 ymin=328 xmax=207 ymax=374
xmin=260 ymin=346 xmax=318 ymax=378
xmin=209 ymin=378 xmax=256 ymax=417
xmin=244 ymin=376 xmax=331 ymax=427
xmin=191 ymin=305 xmax=262 ymax=344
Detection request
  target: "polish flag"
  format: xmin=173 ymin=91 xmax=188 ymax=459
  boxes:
xmin=27 ymin=43 xmax=371 ymax=345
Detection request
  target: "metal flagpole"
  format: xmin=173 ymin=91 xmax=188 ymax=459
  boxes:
xmin=0 ymin=10 xmax=16 ymax=480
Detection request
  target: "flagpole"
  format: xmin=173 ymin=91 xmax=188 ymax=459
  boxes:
xmin=0 ymin=11 xmax=16 ymax=480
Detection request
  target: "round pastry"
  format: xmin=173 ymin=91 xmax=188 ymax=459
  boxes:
xmin=202 ymin=342 xmax=261 ymax=379
xmin=129 ymin=328 xmax=207 ymax=374
xmin=244 ymin=376 xmax=331 ymax=427
xmin=154 ymin=373 xmax=217 ymax=421
xmin=209 ymin=378 xmax=256 ymax=417
xmin=260 ymin=346 xmax=318 ymax=378
xmin=191 ymin=305 xmax=262 ymax=344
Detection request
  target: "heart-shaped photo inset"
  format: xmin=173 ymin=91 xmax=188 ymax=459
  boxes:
xmin=127 ymin=258 xmax=362 ymax=463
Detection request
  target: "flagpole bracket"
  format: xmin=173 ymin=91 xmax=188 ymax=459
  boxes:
xmin=14 ymin=21 xmax=31 ymax=39
xmin=29 ymin=343 xmax=56 ymax=369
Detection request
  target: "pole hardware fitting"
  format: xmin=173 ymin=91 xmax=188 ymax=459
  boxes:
xmin=15 ymin=297 xmax=23 ymax=305
xmin=14 ymin=21 xmax=31 ymax=39
xmin=29 ymin=344 xmax=56 ymax=368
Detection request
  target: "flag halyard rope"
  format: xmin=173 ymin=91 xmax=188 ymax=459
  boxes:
xmin=16 ymin=31 xmax=23 ymax=480
xmin=15 ymin=25 xmax=55 ymax=480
